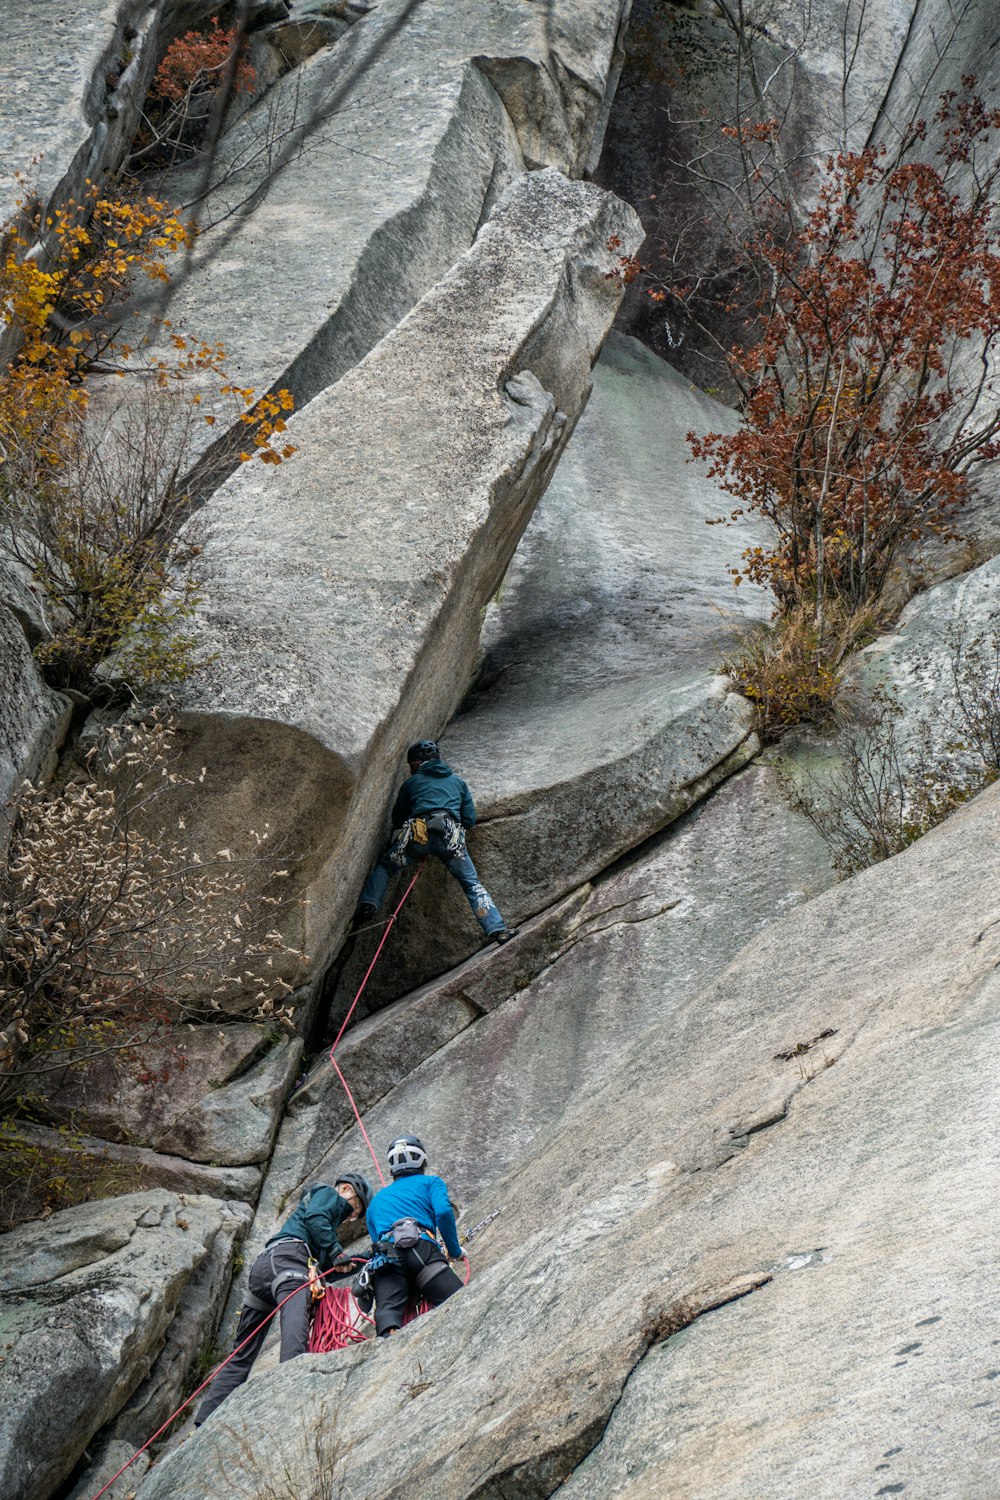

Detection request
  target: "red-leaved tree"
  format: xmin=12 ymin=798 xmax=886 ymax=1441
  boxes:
xmin=690 ymin=83 xmax=1000 ymax=649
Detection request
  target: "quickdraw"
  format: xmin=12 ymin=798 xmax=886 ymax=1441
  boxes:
xmin=462 ymin=1207 xmax=503 ymax=1245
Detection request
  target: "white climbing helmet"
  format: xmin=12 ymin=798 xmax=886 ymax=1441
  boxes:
xmin=387 ymin=1134 xmax=428 ymax=1177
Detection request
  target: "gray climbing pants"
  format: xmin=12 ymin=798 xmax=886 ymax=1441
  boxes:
xmin=195 ymin=1238 xmax=314 ymax=1425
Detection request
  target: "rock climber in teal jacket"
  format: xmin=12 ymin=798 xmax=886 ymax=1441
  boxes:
xmin=354 ymin=740 xmax=512 ymax=943
xmin=363 ymin=1134 xmax=465 ymax=1336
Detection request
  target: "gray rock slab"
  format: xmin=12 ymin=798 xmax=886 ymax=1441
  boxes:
xmin=0 ymin=1189 xmax=247 ymax=1500
xmin=122 ymin=0 xmax=630 ymax=487
xmin=0 ymin=605 xmax=71 ymax=848
xmin=342 ymin=332 xmax=771 ymax=1005
xmin=858 ymin=553 xmax=1000 ymax=782
xmin=35 ymin=1025 xmax=302 ymax=1166
xmin=158 ymin=169 xmax=641 ymax=1011
xmin=67 ymin=1198 xmax=251 ymax=1500
xmin=314 ymin=760 xmax=834 ymax=1212
xmin=226 ymin=887 xmax=594 ymax=1313
xmin=134 ymin=781 xmax=1000 ymax=1500
xmin=7 ymin=1121 xmax=262 ymax=1203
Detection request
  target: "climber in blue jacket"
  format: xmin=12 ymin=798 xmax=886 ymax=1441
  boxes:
xmin=363 ymin=1134 xmax=465 ymax=1336
xmin=353 ymin=740 xmax=513 ymax=943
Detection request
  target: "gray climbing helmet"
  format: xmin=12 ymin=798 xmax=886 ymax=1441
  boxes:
xmin=335 ymin=1171 xmax=373 ymax=1210
xmin=387 ymin=1135 xmax=428 ymax=1177
xmin=406 ymin=741 xmax=439 ymax=766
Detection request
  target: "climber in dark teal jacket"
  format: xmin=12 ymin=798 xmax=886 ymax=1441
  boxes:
xmin=195 ymin=1171 xmax=372 ymax=1424
xmin=354 ymin=740 xmax=512 ymax=943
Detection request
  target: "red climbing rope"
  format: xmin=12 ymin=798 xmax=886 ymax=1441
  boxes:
xmin=308 ymin=1278 xmax=372 ymax=1352
xmin=326 ymin=864 xmax=423 ymax=1181
xmin=88 ymin=1264 xmax=343 ymax=1500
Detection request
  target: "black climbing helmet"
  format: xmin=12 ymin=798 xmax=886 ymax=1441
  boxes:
xmin=406 ymin=740 xmax=439 ymax=766
xmin=387 ymin=1135 xmax=428 ymax=1177
xmin=334 ymin=1171 xmax=373 ymax=1210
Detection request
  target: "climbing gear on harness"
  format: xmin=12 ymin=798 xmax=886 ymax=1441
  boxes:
xmin=462 ymin=1206 xmax=504 ymax=1245
xmin=307 ymin=1255 xmax=326 ymax=1302
xmin=388 ymin=1216 xmax=432 ymax=1250
xmin=387 ymin=1135 xmax=428 ymax=1177
xmin=407 ymin=740 xmax=439 ymax=764
xmin=335 ymin=1171 xmax=374 ymax=1211
xmin=351 ymin=1260 xmax=377 ymax=1313
xmin=412 ymin=816 xmax=429 ymax=845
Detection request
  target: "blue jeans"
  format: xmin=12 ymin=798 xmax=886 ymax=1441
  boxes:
xmin=360 ymin=831 xmax=506 ymax=936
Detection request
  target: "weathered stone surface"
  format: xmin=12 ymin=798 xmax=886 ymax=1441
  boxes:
xmin=342 ymin=332 xmax=769 ymax=1005
xmin=36 ymin=1025 xmax=302 ymax=1166
xmin=66 ymin=1196 xmax=250 ymax=1500
xmin=0 ymin=606 xmax=71 ymax=847
xmin=8 ymin=1121 xmax=262 ymax=1203
xmin=229 ymin=888 xmax=595 ymax=1299
xmin=0 ymin=0 xmax=144 ymax=228
xmin=133 ymin=0 xmax=630 ymax=480
xmin=160 ymin=169 xmax=641 ymax=1010
xmin=0 ymin=1190 xmax=249 ymax=1500
xmin=316 ymin=761 xmax=833 ymax=1211
xmin=136 ymin=778 xmax=999 ymax=1500
xmin=857 ymin=553 xmax=1000 ymax=780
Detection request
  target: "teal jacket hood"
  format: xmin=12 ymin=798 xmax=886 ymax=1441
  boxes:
xmin=391 ymin=760 xmax=476 ymax=827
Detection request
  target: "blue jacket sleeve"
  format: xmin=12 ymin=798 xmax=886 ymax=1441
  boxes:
xmin=458 ymin=779 xmax=476 ymax=829
xmin=429 ymin=1176 xmax=462 ymax=1257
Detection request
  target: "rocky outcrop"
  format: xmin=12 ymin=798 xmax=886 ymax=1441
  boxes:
xmin=342 ymin=332 xmax=772 ymax=1005
xmin=164 ymin=169 xmax=641 ymax=1013
xmin=34 ymin=1024 xmax=302 ymax=1167
xmin=0 ymin=607 xmax=70 ymax=847
xmin=136 ymin=772 xmax=1000 ymax=1500
xmin=0 ymin=1190 xmax=251 ymax=1500
xmin=130 ymin=0 xmax=632 ymax=482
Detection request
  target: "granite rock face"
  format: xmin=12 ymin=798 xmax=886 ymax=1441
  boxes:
xmin=856 ymin=552 xmax=1000 ymax=784
xmin=0 ymin=607 xmax=71 ymax=848
xmin=136 ymin=778 xmax=1000 ymax=1500
xmin=0 ymin=1190 xmax=250 ymax=1500
xmin=226 ymin=761 xmax=831 ymax=1318
xmin=341 ymin=332 xmax=771 ymax=1006
xmin=35 ymin=1025 xmax=302 ymax=1166
xmin=162 ymin=169 xmax=641 ymax=1011
xmin=127 ymin=0 xmax=632 ymax=483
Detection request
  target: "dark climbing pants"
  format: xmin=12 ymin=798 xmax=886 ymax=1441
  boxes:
xmin=360 ymin=830 xmax=506 ymax=937
xmin=372 ymin=1238 xmax=463 ymax=1336
xmin=195 ymin=1239 xmax=315 ymax=1425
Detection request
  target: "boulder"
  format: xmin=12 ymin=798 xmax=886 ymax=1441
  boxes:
xmin=340 ymin=332 xmax=770 ymax=1007
xmin=35 ymin=1024 xmax=303 ymax=1166
xmin=134 ymin=777 xmax=1000 ymax=1500
xmin=158 ymin=169 xmax=641 ymax=1014
xmin=0 ymin=606 xmax=71 ymax=848
xmin=0 ymin=1189 xmax=250 ymax=1500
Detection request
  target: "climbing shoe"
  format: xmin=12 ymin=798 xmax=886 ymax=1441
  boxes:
xmin=352 ymin=902 xmax=378 ymax=930
xmin=490 ymin=927 xmax=515 ymax=945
